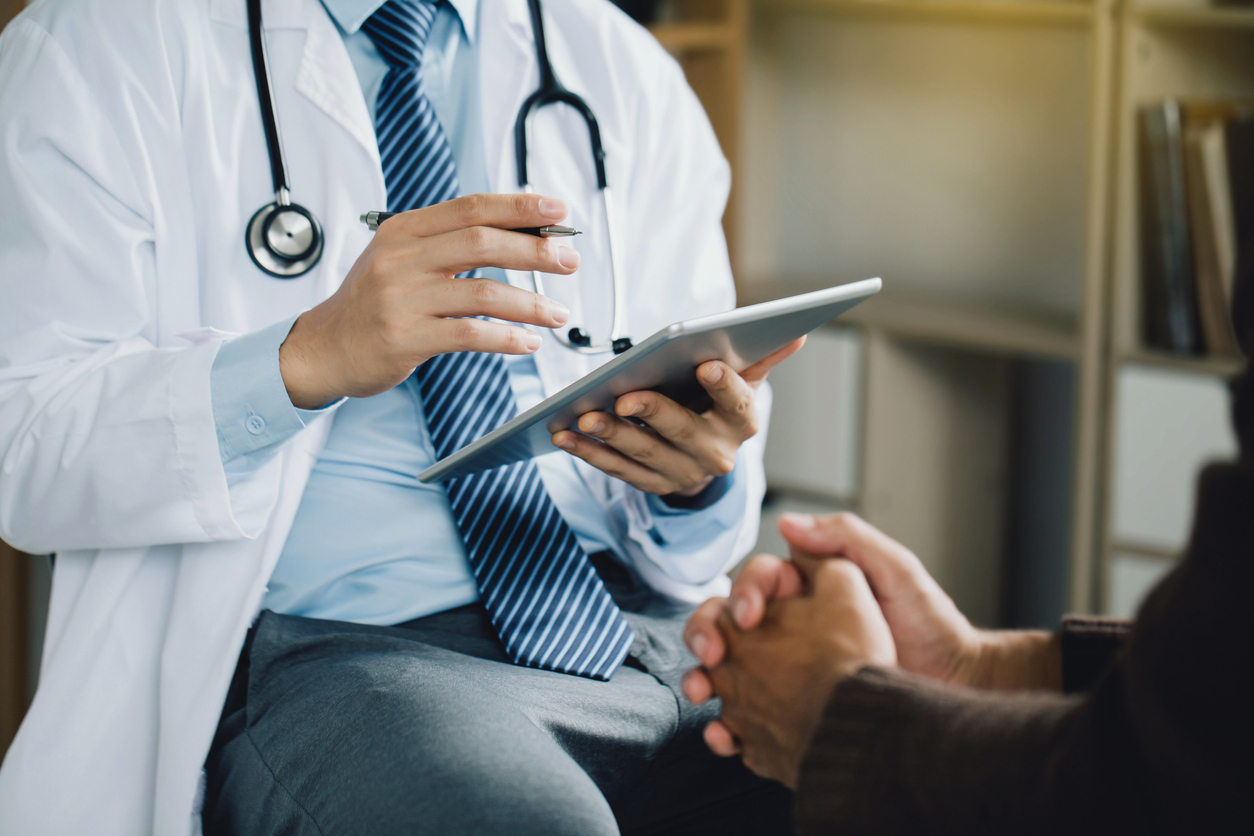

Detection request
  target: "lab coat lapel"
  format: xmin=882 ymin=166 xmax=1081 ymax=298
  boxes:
xmin=292 ymin=8 xmax=381 ymax=164
xmin=210 ymin=0 xmax=380 ymax=169
xmin=480 ymin=0 xmax=534 ymax=196
xmin=480 ymin=0 xmax=595 ymax=392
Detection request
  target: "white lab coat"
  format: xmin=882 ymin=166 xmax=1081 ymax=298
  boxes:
xmin=0 ymin=0 xmax=765 ymax=832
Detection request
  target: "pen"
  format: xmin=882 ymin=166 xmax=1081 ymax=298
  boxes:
xmin=360 ymin=211 xmax=581 ymax=237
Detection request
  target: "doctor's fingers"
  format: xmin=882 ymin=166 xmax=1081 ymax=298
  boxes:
xmin=411 ymin=225 xmax=581 ymax=276
xmin=550 ymin=430 xmax=692 ymax=495
xmin=737 ymin=337 xmax=807 ymax=385
xmin=572 ymin=412 xmax=712 ymax=487
xmin=424 ymin=317 xmax=547 ymax=357
xmin=609 ymin=391 xmax=740 ymax=476
xmin=382 ymin=193 xmax=569 ymax=238
xmin=420 ymin=276 xmax=570 ymax=329
xmin=694 ymin=362 xmax=759 ymax=439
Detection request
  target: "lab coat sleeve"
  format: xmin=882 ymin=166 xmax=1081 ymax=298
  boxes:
xmin=583 ymin=36 xmax=768 ymax=604
xmin=0 ymin=19 xmax=281 ymax=553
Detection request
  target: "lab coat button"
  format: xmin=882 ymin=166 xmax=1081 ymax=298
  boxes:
xmin=246 ymin=414 xmax=267 ymax=435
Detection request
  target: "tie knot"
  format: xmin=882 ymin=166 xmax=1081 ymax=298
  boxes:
xmin=362 ymin=0 xmax=440 ymax=69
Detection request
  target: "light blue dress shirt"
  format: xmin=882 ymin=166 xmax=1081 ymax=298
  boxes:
xmin=208 ymin=0 xmax=744 ymax=626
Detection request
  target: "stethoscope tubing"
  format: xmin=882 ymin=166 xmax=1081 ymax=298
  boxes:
xmin=249 ymin=0 xmax=290 ymax=198
xmin=517 ymin=0 xmax=629 ymax=354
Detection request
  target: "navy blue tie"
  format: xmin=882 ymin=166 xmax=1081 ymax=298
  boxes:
xmin=362 ymin=0 xmax=634 ymax=680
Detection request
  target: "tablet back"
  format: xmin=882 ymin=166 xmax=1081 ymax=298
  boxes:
xmin=419 ymin=278 xmax=881 ymax=483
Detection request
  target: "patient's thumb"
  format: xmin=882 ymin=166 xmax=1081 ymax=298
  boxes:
xmin=778 ymin=511 xmax=853 ymax=555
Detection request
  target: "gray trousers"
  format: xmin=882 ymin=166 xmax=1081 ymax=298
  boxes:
xmin=202 ymin=566 xmax=792 ymax=835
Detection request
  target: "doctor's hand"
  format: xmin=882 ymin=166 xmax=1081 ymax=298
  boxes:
xmin=551 ymin=338 xmax=806 ymax=497
xmin=279 ymin=194 xmax=579 ymax=409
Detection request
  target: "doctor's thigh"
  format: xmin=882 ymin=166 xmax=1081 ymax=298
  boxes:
xmin=202 ymin=602 xmax=794 ymax=835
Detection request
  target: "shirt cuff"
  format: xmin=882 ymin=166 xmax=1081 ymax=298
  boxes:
xmin=641 ymin=458 xmax=745 ymax=546
xmin=210 ymin=314 xmax=336 ymax=468
xmin=658 ymin=473 xmax=732 ymax=511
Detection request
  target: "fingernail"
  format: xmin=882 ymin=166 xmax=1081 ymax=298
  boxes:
xmin=538 ymin=198 xmax=566 ymax=219
xmin=553 ymin=434 xmax=575 ymax=451
xmin=557 ymin=246 xmax=581 ymax=270
xmin=524 ymin=332 xmax=542 ymax=352
xmin=549 ymin=299 xmax=570 ymax=325
xmin=731 ymin=598 xmax=751 ymax=628
xmin=681 ymin=671 xmax=702 ymax=702
xmin=779 ymin=512 xmax=816 ymax=529
xmin=586 ymin=418 xmax=605 ymax=434
xmin=702 ymin=364 xmax=724 ymax=384
xmin=623 ymin=401 xmax=643 ymax=417
xmin=690 ymin=632 xmax=709 ymax=662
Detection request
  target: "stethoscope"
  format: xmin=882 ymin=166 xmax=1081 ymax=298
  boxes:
xmin=245 ymin=0 xmax=631 ymax=353
xmin=245 ymin=0 xmax=325 ymax=278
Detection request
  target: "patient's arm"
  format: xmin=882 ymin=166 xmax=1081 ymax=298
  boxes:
xmin=685 ymin=512 xmax=1062 ymax=695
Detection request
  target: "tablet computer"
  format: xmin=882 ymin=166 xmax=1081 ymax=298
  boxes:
xmin=419 ymin=277 xmax=881 ymax=483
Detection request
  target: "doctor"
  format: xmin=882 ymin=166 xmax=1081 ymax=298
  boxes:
xmin=0 ymin=0 xmax=796 ymax=833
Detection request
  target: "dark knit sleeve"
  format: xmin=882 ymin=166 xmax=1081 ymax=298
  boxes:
xmin=794 ymin=666 xmax=1148 ymax=836
xmin=1059 ymin=616 xmax=1132 ymax=694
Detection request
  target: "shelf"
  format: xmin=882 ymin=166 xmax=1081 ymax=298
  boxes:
xmin=1132 ymin=3 xmax=1254 ymax=31
xmin=1109 ymin=539 xmax=1182 ymax=561
xmin=648 ymin=22 xmax=738 ymax=51
xmin=1120 ymin=348 xmax=1246 ymax=377
xmin=760 ymin=0 xmax=1095 ymax=26
xmin=742 ymin=282 xmax=1080 ymax=359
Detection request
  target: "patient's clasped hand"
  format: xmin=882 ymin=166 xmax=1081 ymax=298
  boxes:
xmin=682 ymin=512 xmax=1065 ymax=788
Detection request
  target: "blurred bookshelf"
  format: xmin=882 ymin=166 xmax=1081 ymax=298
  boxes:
xmin=706 ymin=0 xmax=1250 ymax=626
xmin=1104 ymin=0 xmax=1250 ymax=618
xmin=731 ymin=0 xmax=1116 ymax=626
xmin=1121 ymin=346 xmax=1245 ymax=375
xmin=648 ymin=0 xmax=749 ymax=274
xmin=766 ymin=0 xmax=1095 ymax=26
xmin=745 ymin=284 xmax=1081 ymax=359
xmin=1134 ymin=3 xmax=1254 ymax=30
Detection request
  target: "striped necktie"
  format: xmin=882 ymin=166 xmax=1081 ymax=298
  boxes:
xmin=361 ymin=0 xmax=634 ymax=680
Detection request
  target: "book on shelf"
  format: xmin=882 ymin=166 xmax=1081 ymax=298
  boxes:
xmin=1138 ymin=101 xmax=1202 ymax=355
xmin=1138 ymin=101 xmax=1251 ymax=359
xmin=1225 ymin=111 xmax=1254 ymax=355
xmin=1183 ymin=116 xmax=1242 ymax=358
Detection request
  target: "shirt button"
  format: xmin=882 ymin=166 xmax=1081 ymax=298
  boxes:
xmin=245 ymin=414 xmax=267 ymax=435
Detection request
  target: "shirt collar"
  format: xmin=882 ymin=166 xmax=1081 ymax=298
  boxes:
xmin=320 ymin=0 xmax=477 ymax=44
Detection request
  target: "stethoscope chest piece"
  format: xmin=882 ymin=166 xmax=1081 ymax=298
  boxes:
xmin=246 ymin=197 xmax=324 ymax=278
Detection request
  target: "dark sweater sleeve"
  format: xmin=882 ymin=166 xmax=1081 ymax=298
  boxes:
xmin=794 ymin=667 xmax=1146 ymax=836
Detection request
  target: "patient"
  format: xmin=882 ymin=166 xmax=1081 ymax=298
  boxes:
xmin=684 ymin=309 xmax=1254 ymax=833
